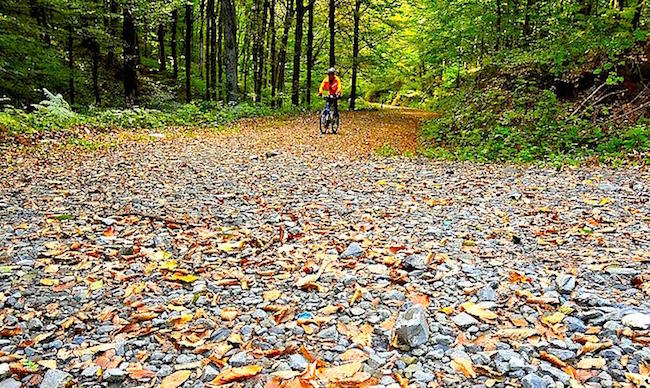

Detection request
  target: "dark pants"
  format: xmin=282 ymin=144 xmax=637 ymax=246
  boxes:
xmin=328 ymin=98 xmax=339 ymax=118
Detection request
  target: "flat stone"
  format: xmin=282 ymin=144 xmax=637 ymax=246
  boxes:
xmin=0 ymin=379 xmax=21 ymax=388
xmin=451 ymin=312 xmax=478 ymax=328
xmin=102 ymin=368 xmax=126 ymax=382
xmin=288 ymin=354 xmax=308 ymax=371
xmin=622 ymin=313 xmax=650 ymax=330
xmin=522 ymin=373 xmax=549 ymax=388
xmin=477 ymin=285 xmax=497 ymax=301
xmin=413 ymin=370 xmax=435 ymax=383
xmin=81 ymin=365 xmax=100 ymax=378
xmin=203 ymin=365 xmax=219 ymax=381
xmin=556 ymin=274 xmax=576 ymax=293
xmin=39 ymin=369 xmax=72 ymax=388
xmin=0 ymin=364 xmax=8 ymax=380
xmin=340 ymin=242 xmax=363 ymax=258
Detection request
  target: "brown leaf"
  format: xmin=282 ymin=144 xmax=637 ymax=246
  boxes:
xmin=211 ymin=365 xmax=263 ymax=385
xmin=159 ymin=370 xmax=192 ymax=388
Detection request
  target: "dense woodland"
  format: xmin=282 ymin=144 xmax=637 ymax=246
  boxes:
xmin=1 ymin=0 xmax=649 ymax=161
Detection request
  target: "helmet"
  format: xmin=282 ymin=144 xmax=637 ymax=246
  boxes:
xmin=328 ymin=67 xmax=336 ymax=75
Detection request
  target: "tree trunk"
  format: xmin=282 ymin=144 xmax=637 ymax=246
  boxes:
xmin=205 ymin=0 xmax=213 ymax=99
xmin=218 ymin=2 xmax=224 ymax=101
xmin=199 ymin=0 xmax=205 ymax=78
xmin=108 ymin=0 xmax=117 ymax=65
xmin=350 ymin=0 xmax=361 ymax=110
xmin=210 ymin=0 xmax=218 ymax=100
xmin=495 ymin=0 xmax=501 ymax=51
xmin=524 ymin=0 xmax=532 ymax=37
xmin=305 ymin=0 xmax=314 ymax=105
xmin=91 ymin=38 xmax=100 ymax=104
xmin=275 ymin=0 xmax=293 ymax=108
xmin=291 ymin=0 xmax=304 ymax=106
xmin=222 ymin=0 xmax=239 ymax=103
xmin=254 ymin=0 xmax=269 ymax=102
xmin=171 ymin=8 xmax=178 ymax=78
xmin=269 ymin=0 xmax=277 ymax=98
xmin=158 ymin=22 xmax=166 ymax=71
xmin=329 ymin=0 xmax=335 ymax=67
xmin=632 ymin=0 xmax=643 ymax=29
xmin=186 ymin=2 xmax=192 ymax=102
xmin=68 ymin=23 xmax=74 ymax=106
xmin=123 ymin=3 xmax=138 ymax=105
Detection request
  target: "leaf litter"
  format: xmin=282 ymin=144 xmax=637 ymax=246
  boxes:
xmin=0 ymin=110 xmax=649 ymax=386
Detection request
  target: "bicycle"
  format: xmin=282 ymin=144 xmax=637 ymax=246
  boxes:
xmin=319 ymin=95 xmax=341 ymax=135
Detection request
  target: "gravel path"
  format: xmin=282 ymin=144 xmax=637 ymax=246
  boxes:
xmin=1 ymin=110 xmax=649 ymax=387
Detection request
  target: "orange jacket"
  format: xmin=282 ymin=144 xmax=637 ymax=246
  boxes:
xmin=319 ymin=75 xmax=342 ymax=96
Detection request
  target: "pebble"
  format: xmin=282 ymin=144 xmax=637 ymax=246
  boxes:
xmin=522 ymin=373 xmax=550 ymax=388
xmin=340 ymin=242 xmax=363 ymax=258
xmin=102 ymin=368 xmax=126 ymax=382
xmin=39 ymin=369 xmax=72 ymax=388
xmin=451 ymin=312 xmax=479 ymax=328
xmin=622 ymin=313 xmax=650 ymax=330
xmin=393 ymin=305 xmax=429 ymax=347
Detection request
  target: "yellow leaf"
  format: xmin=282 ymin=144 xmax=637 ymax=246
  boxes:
xmin=144 ymin=262 xmax=158 ymax=274
xmin=217 ymin=240 xmax=245 ymax=252
xmin=451 ymin=357 xmax=477 ymax=378
xmin=460 ymin=302 xmax=497 ymax=321
xmin=40 ymin=278 xmax=59 ymax=286
xmin=263 ymin=290 xmax=282 ymax=301
xmin=159 ymin=370 xmax=192 ymax=388
xmin=542 ymin=312 xmax=565 ymax=325
xmin=172 ymin=273 xmax=198 ymax=283
xmin=221 ymin=307 xmax=238 ymax=321
xmin=160 ymin=260 xmax=178 ymax=271
xmin=497 ymin=328 xmax=537 ymax=341
xmin=578 ymin=340 xmax=612 ymax=356
xmin=37 ymin=360 xmax=57 ymax=370
xmin=89 ymin=280 xmax=103 ymax=291
xmin=211 ymin=365 xmax=262 ymax=385
xmin=340 ymin=349 xmax=368 ymax=362
xmin=349 ymin=284 xmax=363 ymax=306
xmin=440 ymin=306 xmax=455 ymax=315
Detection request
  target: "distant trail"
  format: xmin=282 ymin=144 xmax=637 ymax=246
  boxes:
xmin=220 ymin=108 xmax=436 ymax=159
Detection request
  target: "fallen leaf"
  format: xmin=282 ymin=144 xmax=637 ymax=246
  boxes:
xmin=576 ymin=357 xmax=606 ymax=369
xmin=159 ymin=370 xmax=192 ymax=388
xmin=497 ymin=328 xmax=537 ymax=341
xmin=460 ymin=302 xmax=497 ymax=321
xmin=451 ymin=357 xmax=477 ymax=378
xmin=211 ymin=365 xmax=263 ymax=384
xmin=317 ymin=361 xmax=362 ymax=381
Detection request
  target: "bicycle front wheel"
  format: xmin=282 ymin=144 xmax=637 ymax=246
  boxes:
xmin=319 ymin=110 xmax=329 ymax=135
xmin=331 ymin=114 xmax=340 ymax=134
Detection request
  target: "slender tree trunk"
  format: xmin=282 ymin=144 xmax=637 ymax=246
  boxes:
xmin=496 ymin=0 xmax=501 ymax=51
xmin=199 ymin=0 xmax=205 ymax=78
xmin=350 ymin=0 xmax=361 ymax=110
xmin=123 ymin=2 xmax=138 ymax=105
xmin=210 ymin=0 xmax=218 ymax=100
xmin=632 ymin=0 xmax=643 ymax=29
xmin=306 ymin=0 xmax=314 ymax=105
xmin=91 ymin=39 xmax=100 ymax=104
xmin=143 ymin=13 xmax=149 ymax=57
xmin=68 ymin=23 xmax=74 ymax=105
xmin=186 ymin=2 xmax=192 ymax=102
xmin=171 ymin=8 xmax=178 ymax=78
xmin=291 ymin=0 xmax=304 ymax=106
xmin=276 ymin=0 xmax=293 ymax=108
xmin=218 ymin=2 xmax=224 ymax=101
xmin=158 ymin=22 xmax=166 ymax=71
xmin=206 ymin=0 xmax=213 ymax=99
xmin=524 ymin=0 xmax=532 ymax=37
xmin=329 ymin=0 xmax=335 ymax=67
xmin=254 ymin=0 xmax=269 ymax=102
xmin=252 ymin=0 xmax=261 ymax=102
xmin=222 ymin=0 xmax=239 ymax=103
xmin=108 ymin=0 xmax=117 ymax=65
xmin=269 ymin=0 xmax=277 ymax=102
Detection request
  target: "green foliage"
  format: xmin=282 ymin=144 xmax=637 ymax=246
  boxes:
xmin=422 ymin=78 xmax=650 ymax=164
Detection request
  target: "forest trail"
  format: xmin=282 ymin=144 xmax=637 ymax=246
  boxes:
xmin=218 ymin=108 xmax=436 ymax=159
xmin=1 ymin=109 xmax=650 ymax=387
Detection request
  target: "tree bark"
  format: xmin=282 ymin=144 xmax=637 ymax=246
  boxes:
xmin=222 ymin=0 xmax=239 ymax=103
xmin=158 ymin=22 xmax=166 ymax=71
xmin=205 ymin=0 xmax=214 ymax=99
xmin=172 ymin=8 xmax=178 ymax=78
xmin=632 ymin=0 xmax=643 ymax=29
xmin=254 ymin=0 xmax=269 ymax=102
xmin=291 ymin=0 xmax=304 ymax=106
xmin=329 ymin=0 xmax=335 ymax=67
xmin=218 ymin=2 xmax=224 ymax=101
xmin=350 ymin=0 xmax=361 ymax=110
xmin=210 ymin=0 xmax=218 ymax=100
xmin=495 ymin=0 xmax=501 ymax=51
xmin=269 ymin=0 xmax=277 ymax=99
xmin=123 ymin=2 xmax=138 ymax=105
xmin=91 ymin=38 xmax=100 ymax=104
xmin=275 ymin=0 xmax=293 ymax=108
xmin=108 ymin=0 xmax=117 ymax=65
xmin=199 ymin=0 xmax=205 ymax=78
xmin=68 ymin=23 xmax=74 ymax=106
xmin=524 ymin=0 xmax=532 ymax=37
xmin=186 ymin=2 xmax=192 ymax=102
xmin=305 ymin=0 xmax=314 ymax=105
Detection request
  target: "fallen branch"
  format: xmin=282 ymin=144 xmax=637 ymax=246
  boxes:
xmin=573 ymin=81 xmax=608 ymax=117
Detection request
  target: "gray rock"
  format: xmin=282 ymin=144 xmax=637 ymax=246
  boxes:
xmin=556 ymin=274 xmax=576 ymax=293
xmin=540 ymin=363 xmax=571 ymax=384
xmin=451 ymin=312 xmax=478 ymax=328
xmin=317 ymin=326 xmax=339 ymax=340
xmin=622 ymin=313 xmax=650 ymax=330
xmin=564 ymin=316 xmax=587 ymax=333
xmin=0 ymin=364 xmax=8 ymax=380
xmin=547 ymin=348 xmax=575 ymax=361
xmin=522 ymin=373 xmax=549 ymax=388
xmin=0 ymin=379 xmax=21 ymax=388
xmin=340 ymin=242 xmax=363 ymax=258
xmin=509 ymin=356 xmax=526 ymax=370
xmin=81 ymin=365 xmax=100 ymax=378
xmin=40 ymin=369 xmax=72 ymax=388
xmin=229 ymin=351 xmax=249 ymax=367
xmin=102 ymin=368 xmax=125 ymax=382
xmin=393 ymin=305 xmax=429 ymax=347
xmin=605 ymin=267 xmax=639 ymax=276
xmin=402 ymin=254 xmax=427 ymax=271
xmin=412 ymin=370 xmax=435 ymax=383
xmin=288 ymin=354 xmax=308 ymax=371
xmin=27 ymin=317 xmax=43 ymax=330
xmin=477 ymin=285 xmax=497 ymax=301
xmin=203 ymin=365 xmax=219 ymax=381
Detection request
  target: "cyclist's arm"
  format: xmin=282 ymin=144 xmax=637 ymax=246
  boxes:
xmin=318 ymin=79 xmax=326 ymax=95
xmin=335 ymin=76 xmax=343 ymax=95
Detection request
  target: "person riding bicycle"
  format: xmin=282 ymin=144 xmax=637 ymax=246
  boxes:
xmin=319 ymin=67 xmax=342 ymax=118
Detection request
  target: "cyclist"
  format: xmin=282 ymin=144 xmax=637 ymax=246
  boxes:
xmin=318 ymin=67 xmax=342 ymax=119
